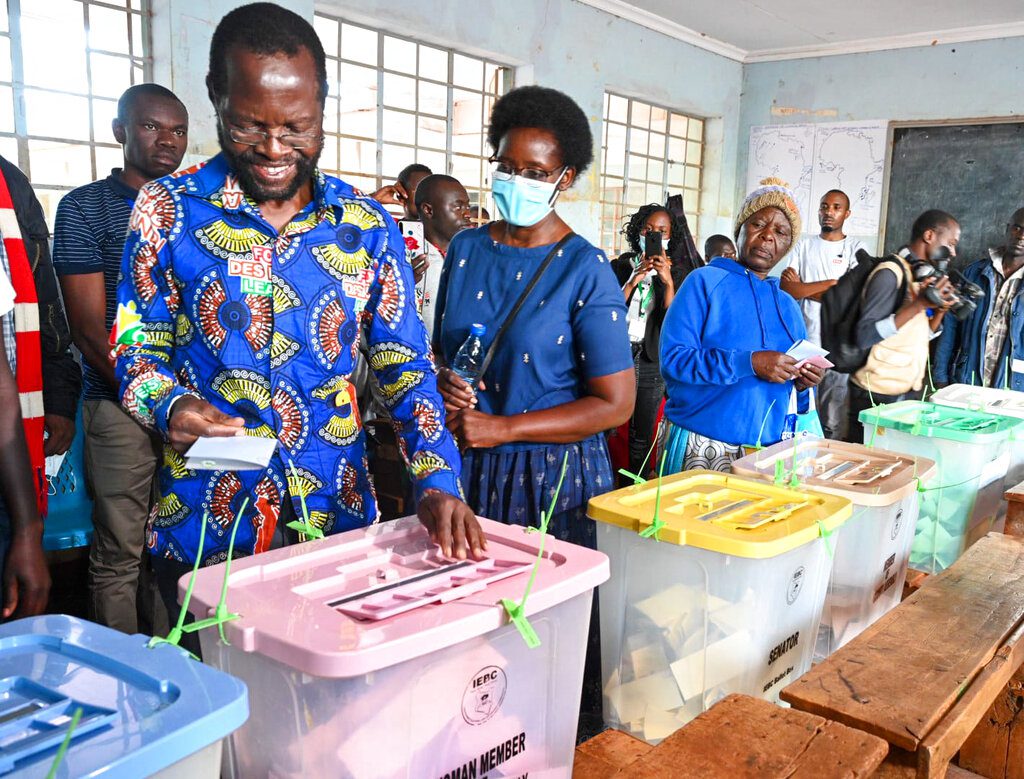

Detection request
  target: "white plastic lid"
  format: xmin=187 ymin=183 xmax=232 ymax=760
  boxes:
xmin=931 ymin=383 xmax=1024 ymax=420
xmin=732 ymin=438 xmax=937 ymax=506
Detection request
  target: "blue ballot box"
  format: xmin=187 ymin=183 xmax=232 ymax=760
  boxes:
xmin=0 ymin=614 xmax=248 ymax=777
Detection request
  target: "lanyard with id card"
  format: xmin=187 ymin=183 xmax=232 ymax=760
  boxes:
xmin=628 ymin=256 xmax=655 ymax=341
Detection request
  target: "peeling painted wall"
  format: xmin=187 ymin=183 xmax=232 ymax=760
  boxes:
xmin=316 ymin=0 xmax=746 ymax=245
xmin=151 ymin=0 xmax=744 ymax=248
xmin=737 ymin=36 xmax=1024 ymax=246
xmin=133 ymin=5 xmax=1024 ymax=253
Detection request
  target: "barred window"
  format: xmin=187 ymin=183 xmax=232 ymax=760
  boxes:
xmin=315 ymin=13 xmax=511 ymax=213
xmin=2 ymin=0 xmax=149 ymax=226
xmin=600 ymin=92 xmax=704 ymax=256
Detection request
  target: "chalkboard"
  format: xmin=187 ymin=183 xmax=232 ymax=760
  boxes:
xmin=883 ymin=122 xmax=1024 ymax=268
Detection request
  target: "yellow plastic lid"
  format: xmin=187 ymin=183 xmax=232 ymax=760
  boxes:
xmin=587 ymin=470 xmax=852 ymax=559
xmin=731 ymin=439 xmax=937 ymax=506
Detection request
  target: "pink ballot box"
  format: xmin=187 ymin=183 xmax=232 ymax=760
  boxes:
xmin=184 ymin=515 xmax=608 ymax=779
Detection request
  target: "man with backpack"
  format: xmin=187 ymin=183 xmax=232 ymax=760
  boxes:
xmin=841 ymin=210 xmax=959 ymax=442
xmin=781 ymin=189 xmax=867 ymax=438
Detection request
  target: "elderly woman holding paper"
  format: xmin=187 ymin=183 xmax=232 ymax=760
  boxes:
xmin=659 ymin=178 xmax=826 ymax=472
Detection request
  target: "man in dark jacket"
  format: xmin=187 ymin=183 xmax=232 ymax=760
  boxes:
xmin=0 ymin=156 xmax=80 ymax=456
xmin=935 ymin=208 xmax=1024 ymax=390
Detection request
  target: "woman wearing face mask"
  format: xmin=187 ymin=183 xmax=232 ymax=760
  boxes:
xmin=659 ymin=178 xmax=826 ymax=472
xmin=434 ymin=85 xmax=634 ymax=545
xmin=611 ymin=204 xmax=692 ymax=479
xmin=434 ymin=83 xmax=633 ymax=744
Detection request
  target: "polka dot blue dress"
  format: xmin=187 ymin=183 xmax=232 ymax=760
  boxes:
xmin=433 ymin=226 xmax=633 ymax=547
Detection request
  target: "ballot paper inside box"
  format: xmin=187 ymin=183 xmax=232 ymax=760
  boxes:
xmin=897 ymin=441 xmax=1007 ymax=572
xmin=732 ymin=438 xmax=936 ymax=661
xmin=595 ymin=523 xmax=834 ymax=745
xmin=816 ymin=495 xmax=924 ymax=658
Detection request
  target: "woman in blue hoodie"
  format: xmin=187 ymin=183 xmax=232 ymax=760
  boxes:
xmin=660 ymin=178 xmax=825 ymax=471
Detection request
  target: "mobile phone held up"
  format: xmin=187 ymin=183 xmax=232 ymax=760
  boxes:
xmin=399 ymin=220 xmax=426 ymax=271
xmin=644 ymin=230 xmax=663 ymax=259
xmin=641 ymin=230 xmax=662 ymax=278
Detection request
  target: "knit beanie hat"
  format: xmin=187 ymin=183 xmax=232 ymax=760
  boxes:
xmin=734 ymin=177 xmax=802 ymax=252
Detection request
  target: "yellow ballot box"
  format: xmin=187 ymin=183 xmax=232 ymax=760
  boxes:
xmin=587 ymin=470 xmax=851 ymax=744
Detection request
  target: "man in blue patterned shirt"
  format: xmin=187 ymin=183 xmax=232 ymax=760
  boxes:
xmin=113 ymin=3 xmax=483 ymax=612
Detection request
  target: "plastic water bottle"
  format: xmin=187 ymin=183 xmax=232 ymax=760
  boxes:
xmin=451 ymin=323 xmax=487 ymax=388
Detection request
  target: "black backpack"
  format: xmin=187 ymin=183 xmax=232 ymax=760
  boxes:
xmin=820 ymin=250 xmax=909 ymax=373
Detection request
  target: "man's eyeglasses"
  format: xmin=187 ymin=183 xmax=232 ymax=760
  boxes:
xmin=222 ymin=118 xmax=323 ymax=150
xmin=489 ymin=159 xmax=564 ymax=182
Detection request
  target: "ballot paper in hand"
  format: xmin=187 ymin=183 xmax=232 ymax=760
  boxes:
xmin=185 ymin=435 xmax=278 ymax=471
xmin=45 ymin=453 xmax=67 ymax=479
xmin=786 ymin=339 xmax=834 ymax=370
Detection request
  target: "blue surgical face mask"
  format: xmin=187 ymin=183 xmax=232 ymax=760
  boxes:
xmin=491 ymin=167 xmax=568 ymax=227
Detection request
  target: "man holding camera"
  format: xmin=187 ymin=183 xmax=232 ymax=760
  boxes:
xmin=845 ymin=210 xmax=959 ymax=442
xmin=934 ymin=208 xmax=1024 ymax=390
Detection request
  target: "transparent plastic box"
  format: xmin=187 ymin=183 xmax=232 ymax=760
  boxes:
xmin=185 ymin=515 xmax=608 ymax=779
xmin=587 ymin=470 xmax=851 ymax=744
xmin=931 ymin=383 xmax=1024 ymax=501
xmin=732 ymin=439 xmax=936 ymax=659
xmin=0 ymin=614 xmax=248 ymax=778
xmin=859 ymin=400 xmax=1022 ymax=573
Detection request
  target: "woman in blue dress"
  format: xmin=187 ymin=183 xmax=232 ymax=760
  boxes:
xmin=434 ymin=83 xmax=633 ymax=743
xmin=433 ymin=85 xmax=634 ymax=550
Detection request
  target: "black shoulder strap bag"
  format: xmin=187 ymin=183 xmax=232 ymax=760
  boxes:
xmin=476 ymin=232 xmax=575 ymax=382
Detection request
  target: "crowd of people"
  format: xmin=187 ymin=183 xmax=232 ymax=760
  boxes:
xmin=0 ymin=0 xmax=1018 ymax=739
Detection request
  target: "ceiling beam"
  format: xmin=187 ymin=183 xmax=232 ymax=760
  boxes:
xmin=574 ymin=0 xmax=1024 ymax=64
xmin=574 ymin=0 xmax=747 ymax=61
xmin=745 ymin=21 xmax=1024 ymax=62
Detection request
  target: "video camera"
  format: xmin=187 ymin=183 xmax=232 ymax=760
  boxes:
xmin=909 ymin=247 xmax=983 ymax=321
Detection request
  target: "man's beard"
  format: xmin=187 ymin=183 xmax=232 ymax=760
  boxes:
xmin=820 ymin=221 xmax=839 ymax=234
xmin=218 ymin=124 xmax=321 ymax=202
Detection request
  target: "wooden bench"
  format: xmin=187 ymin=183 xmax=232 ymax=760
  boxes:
xmin=954 ymin=484 xmax=1024 ymax=779
xmin=781 ymin=532 xmax=1024 ymax=779
xmin=902 ymin=567 xmax=931 ymax=600
xmin=572 ymin=729 xmax=652 ymax=778
xmin=573 ymin=694 xmax=888 ymax=778
xmin=1004 ymin=481 xmax=1024 ymax=539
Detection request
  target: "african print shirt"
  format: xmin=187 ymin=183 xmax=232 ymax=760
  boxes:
xmin=113 ymin=153 xmax=461 ymax=565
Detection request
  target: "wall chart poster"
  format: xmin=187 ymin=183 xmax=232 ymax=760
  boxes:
xmin=746 ymin=120 xmax=888 ymax=237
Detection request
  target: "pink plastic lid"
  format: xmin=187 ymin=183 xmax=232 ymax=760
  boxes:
xmin=184 ymin=515 xmax=609 ymax=678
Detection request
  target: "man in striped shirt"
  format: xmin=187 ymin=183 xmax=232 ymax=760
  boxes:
xmin=53 ymin=83 xmax=188 ymax=635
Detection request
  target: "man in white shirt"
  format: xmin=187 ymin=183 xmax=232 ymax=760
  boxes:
xmin=781 ymin=189 xmax=867 ymax=439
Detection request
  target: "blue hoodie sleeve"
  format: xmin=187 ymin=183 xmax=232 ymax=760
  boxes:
xmin=660 ymin=272 xmax=757 ymax=385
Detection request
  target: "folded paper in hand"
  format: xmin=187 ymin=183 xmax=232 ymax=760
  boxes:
xmin=185 ymin=436 xmax=278 ymax=471
xmin=786 ymin=339 xmax=834 ymax=370
xmin=45 ymin=453 xmax=67 ymax=479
